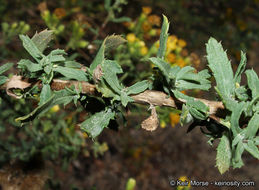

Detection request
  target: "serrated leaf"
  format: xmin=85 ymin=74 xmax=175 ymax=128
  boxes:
xmin=17 ymin=59 xmax=42 ymax=72
xmin=149 ymin=57 xmax=171 ymax=78
xmin=243 ymin=141 xmax=259 ymax=159
xmin=234 ymin=51 xmax=246 ymax=84
xmin=157 ymin=15 xmax=169 ymax=59
xmin=0 ymin=76 xmax=8 ymax=86
xmin=105 ymin=35 xmax=126 ymax=51
xmin=173 ymin=90 xmax=209 ymax=119
xmin=19 ymin=34 xmax=43 ymax=61
xmin=53 ymin=66 xmax=87 ymax=81
xmin=31 ymin=29 xmax=53 ymax=53
xmin=101 ymin=60 xmax=123 ymax=94
xmin=230 ymin=102 xmax=245 ymax=137
xmin=245 ymin=69 xmax=259 ymax=98
xmin=89 ymin=38 xmax=106 ymax=74
xmin=244 ymin=112 xmax=259 ymax=138
xmin=80 ymin=108 xmax=115 ymax=138
xmin=206 ymin=38 xmax=235 ymax=104
xmin=126 ymin=80 xmax=149 ymax=95
xmin=232 ymin=141 xmax=244 ymax=169
xmin=0 ymin=63 xmax=13 ymax=75
xmin=120 ymin=91 xmax=134 ymax=107
xmin=175 ymin=67 xmax=211 ymax=91
xmin=39 ymin=84 xmax=52 ymax=106
xmin=216 ymin=133 xmax=232 ymax=174
xmin=15 ymin=89 xmax=75 ymax=123
xmin=64 ymin=61 xmax=82 ymax=69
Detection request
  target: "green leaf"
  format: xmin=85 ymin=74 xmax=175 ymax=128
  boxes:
xmin=126 ymin=80 xmax=149 ymax=95
xmin=173 ymin=90 xmax=209 ymax=120
xmin=19 ymin=34 xmax=43 ymax=61
xmin=216 ymin=133 xmax=232 ymax=174
xmin=234 ymin=51 xmax=246 ymax=84
xmin=245 ymin=69 xmax=259 ymax=98
xmin=39 ymin=84 xmax=52 ymax=106
xmin=157 ymin=15 xmax=169 ymax=59
xmin=206 ymin=38 xmax=235 ymax=104
xmin=120 ymin=91 xmax=134 ymax=107
xmin=175 ymin=66 xmax=211 ymax=91
xmin=180 ymin=104 xmax=193 ymax=126
xmin=149 ymin=57 xmax=171 ymax=78
xmin=15 ymin=89 xmax=76 ymax=123
xmin=244 ymin=112 xmax=259 ymax=139
xmin=105 ymin=35 xmax=126 ymax=52
xmin=18 ymin=59 xmax=42 ymax=72
xmin=243 ymin=141 xmax=259 ymax=159
xmin=64 ymin=61 xmax=82 ymax=69
xmin=254 ymin=136 xmax=259 ymax=145
xmin=53 ymin=66 xmax=87 ymax=81
xmin=0 ymin=76 xmax=8 ymax=86
xmin=232 ymin=141 xmax=244 ymax=169
xmin=89 ymin=38 xmax=106 ymax=74
xmin=235 ymin=86 xmax=249 ymax=101
xmin=101 ymin=60 xmax=123 ymax=94
xmin=80 ymin=108 xmax=115 ymax=138
xmin=230 ymin=102 xmax=245 ymax=137
xmin=0 ymin=63 xmax=13 ymax=75
xmin=31 ymin=29 xmax=53 ymax=53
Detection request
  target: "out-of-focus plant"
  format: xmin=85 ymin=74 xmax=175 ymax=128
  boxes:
xmin=1 ymin=21 xmax=30 ymax=44
xmin=125 ymin=178 xmax=136 ymax=190
xmin=113 ymin=7 xmax=201 ymax=128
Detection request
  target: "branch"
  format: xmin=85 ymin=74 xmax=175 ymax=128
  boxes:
xmin=0 ymin=75 xmax=225 ymax=122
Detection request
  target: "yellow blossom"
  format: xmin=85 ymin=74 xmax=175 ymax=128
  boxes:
xmin=178 ymin=176 xmax=191 ymax=189
xmin=142 ymin=21 xmax=152 ymax=32
xmin=148 ymin=15 xmax=161 ymax=26
xmin=178 ymin=39 xmax=187 ymax=47
xmin=50 ymin=105 xmax=60 ymax=113
xmin=160 ymin=120 xmax=166 ymax=128
xmin=142 ymin=6 xmax=152 ymax=15
xmin=140 ymin=46 xmax=148 ymax=55
xmin=168 ymin=35 xmax=178 ymax=43
xmin=126 ymin=33 xmax=136 ymax=43
xmin=54 ymin=8 xmax=66 ymax=19
xmin=167 ymin=53 xmax=176 ymax=63
xmin=169 ymin=112 xmax=180 ymax=127
xmin=82 ymin=132 xmax=88 ymax=139
xmin=167 ymin=41 xmax=177 ymax=51
xmin=176 ymin=58 xmax=186 ymax=68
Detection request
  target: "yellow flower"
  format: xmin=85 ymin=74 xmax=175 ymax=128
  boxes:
xmin=178 ymin=176 xmax=191 ymax=189
xmin=82 ymin=132 xmax=88 ymax=139
xmin=167 ymin=53 xmax=176 ymax=63
xmin=178 ymin=39 xmax=187 ymax=47
xmin=169 ymin=112 xmax=180 ymax=127
xmin=142 ymin=21 xmax=152 ymax=32
xmin=54 ymin=8 xmax=66 ymax=19
xmin=168 ymin=35 xmax=178 ymax=43
xmin=50 ymin=105 xmax=60 ymax=113
xmin=167 ymin=41 xmax=177 ymax=51
xmin=176 ymin=58 xmax=186 ymax=68
xmin=148 ymin=15 xmax=161 ymax=26
xmin=126 ymin=33 xmax=136 ymax=43
xmin=160 ymin=120 xmax=166 ymax=128
xmin=142 ymin=6 xmax=152 ymax=15
xmin=140 ymin=46 xmax=148 ymax=55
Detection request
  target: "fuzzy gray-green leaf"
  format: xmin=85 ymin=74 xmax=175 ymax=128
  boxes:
xmin=245 ymin=69 xmax=259 ymax=98
xmin=206 ymin=38 xmax=235 ymax=103
xmin=0 ymin=63 xmax=13 ymax=75
xmin=216 ymin=133 xmax=232 ymax=174
xmin=32 ymin=29 xmax=53 ymax=53
xmin=126 ymin=80 xmax=149 ymax=95
xmin=243 ymin=141 xmax=259 ymax=159
xmin=149 ymin=57 xmax=171 ymax=78
xmin=234 ymin=51 xmax=246 ymax=84
xmin=80 ymin=108 xmax=115 ymax=138
xmin=54 ymin=66 xmax=87 ymax=81
xmin=39 ymin=84 xmax=52 ymax=106
xmin=157 ymin=15 xmax=169 ymax=59
xmin=18 ymin=59 xmax=42 ymax=72
xmin=19 ymin=34 xmax=43 ymax=61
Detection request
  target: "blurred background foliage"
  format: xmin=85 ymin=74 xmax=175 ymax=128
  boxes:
xmin=0 ymin=0 xmax=259 ymax=189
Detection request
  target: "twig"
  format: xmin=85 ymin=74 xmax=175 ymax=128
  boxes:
xmin=0 ymin=76 xmax=225 ymax=122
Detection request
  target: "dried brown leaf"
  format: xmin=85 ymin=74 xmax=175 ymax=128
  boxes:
xmin=6 ymin=75 xmax=31 ymax=99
